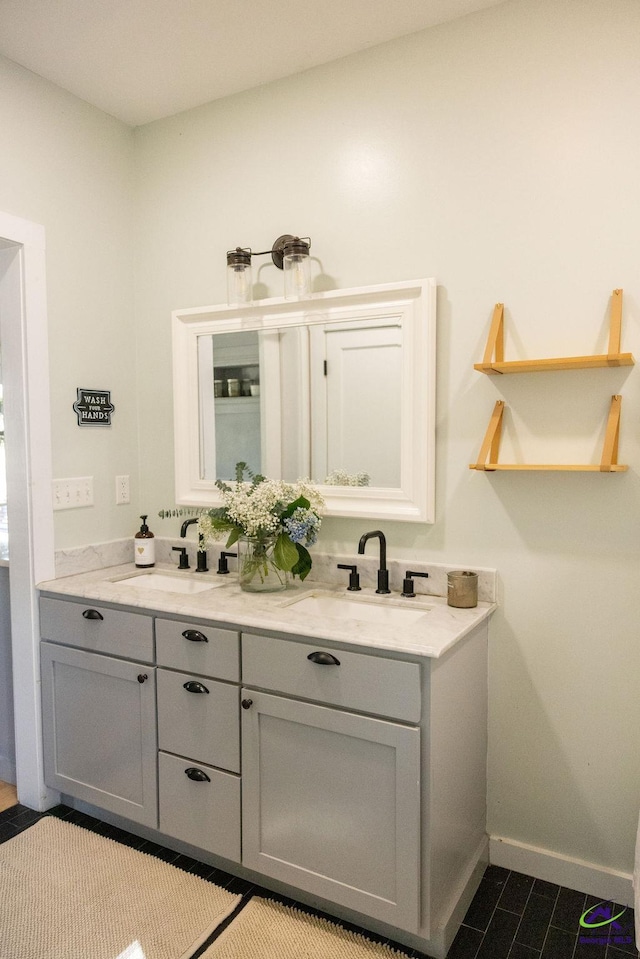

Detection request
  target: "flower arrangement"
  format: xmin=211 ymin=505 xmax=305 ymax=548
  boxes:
xmin=198 ymin=463 xmax=324 ymax=589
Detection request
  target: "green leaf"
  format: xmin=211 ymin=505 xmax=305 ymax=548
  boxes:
xmin=291 ymin=543 xmax=312 ymax=580
xmin=209 ymin=516 xmax=235 ymax=533
xmin=274 ymin=533 xmax=299 ymax=571
xmin=234 ymin=462 xmax=248 ymax=482
xmin=280 ymin=495 xmax=310 ymax=520
xmin=225 ymin=527 xmax=241 ymax=549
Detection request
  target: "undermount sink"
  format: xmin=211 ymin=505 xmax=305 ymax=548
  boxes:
xmin=282 ymin=591 xmax=432 ymax=626
xmin=110 ymin=571 xmax=223 ymax=595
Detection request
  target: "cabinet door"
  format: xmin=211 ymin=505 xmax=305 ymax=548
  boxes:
xmin=241 ymin=690 xmax=420 ymax=932
xmin=41 ymin=643 xmax=157 ymax=827
xmin=159 ymin=752 xmax=240 ymax=862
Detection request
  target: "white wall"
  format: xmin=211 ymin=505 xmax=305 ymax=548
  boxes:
xmin=134 ymin=0 xmax=640 ymax=879
xmin=0 ymin=55 xmax=139 ymax=547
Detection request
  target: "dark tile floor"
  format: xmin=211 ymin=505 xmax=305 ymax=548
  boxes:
xmin=0 ymin=802 xmax=636 ymax=959
xmin=448 ymin=865 xmax=637 ymax=959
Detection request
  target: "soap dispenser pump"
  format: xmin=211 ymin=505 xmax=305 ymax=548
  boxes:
xmin=135 ymin=515 xmax=155 ymax=568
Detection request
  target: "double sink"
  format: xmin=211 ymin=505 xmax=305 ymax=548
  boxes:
xmin=110 ymin=569 xmax=432 ymax=626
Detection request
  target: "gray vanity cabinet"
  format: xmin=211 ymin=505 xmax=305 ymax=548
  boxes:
xmin=155 ymin=618 xmax=241 ymax=862
xmin=241 ymin=632 xmax=422 ymax=933
xmin=40 ymin=599 xmax=157 ymax=828
xmin=38 ymin=588 xmax=489 ymax=958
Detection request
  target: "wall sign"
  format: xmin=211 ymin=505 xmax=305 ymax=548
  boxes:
xmin=73 ymin=389 xmax=115 ymax=427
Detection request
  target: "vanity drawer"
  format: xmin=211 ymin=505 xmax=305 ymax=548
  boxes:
xmin=159 ymin=751 xmax=240 ymax=862
xmin=156 ymin=618 xmax=239 ymax=681
xmin=39 ymin=597 xmax=153 ymax=662
xmin=242 ymin=633 xmax=421 ymax=723
xmin=157 ymin=667 xmax=240 ymax=772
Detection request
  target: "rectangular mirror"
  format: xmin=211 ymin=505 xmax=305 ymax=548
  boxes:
xmin=173 ymin=278 xmax=436 ymax=522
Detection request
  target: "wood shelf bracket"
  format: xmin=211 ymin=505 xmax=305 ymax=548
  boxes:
xmin=480 ymin=303 xmax=504 ymax=369
xmin=608 ymin=288 xmax=623 ymax=355
xmin=600 ymin=393 xmax=623 ymax=471
xmin=471 ymin=400 xmax=504 ymax=471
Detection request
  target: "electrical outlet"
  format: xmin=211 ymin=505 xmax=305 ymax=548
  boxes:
xmin=52 ymin=477 xmax=94 ymax=510
xmin=115 ymin=474 xmax=130 ymax=505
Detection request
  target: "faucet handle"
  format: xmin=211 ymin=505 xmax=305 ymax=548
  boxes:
xmin=402 ymin=570 xmax=429 ymax=597
xmin=172 ymin=545 xmax=190 ymax=570
xmin=217 ymin=551 xmax=237 ymax=575
xmin=337 ymin=563 xmax=361 ymax=591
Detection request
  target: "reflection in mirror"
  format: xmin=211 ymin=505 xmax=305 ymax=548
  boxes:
xmin=198 ymin=319 xmax=403 ymax=488
xmin=199 ymin=331 xmax=262 ymax=481
xmin=173 ymin=279 xmax=436 ymax=522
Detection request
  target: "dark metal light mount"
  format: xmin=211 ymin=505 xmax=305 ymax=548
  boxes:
xmin=226 ymin=234 xmax=311 ymax=304
xmin=226 ymin=234 xmax=311 ymax=270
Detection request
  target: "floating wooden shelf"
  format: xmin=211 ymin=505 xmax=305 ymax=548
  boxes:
xmin=469 ymin=395 xmax=628 ymax=472
xmin=474 ymin=290 xmax=634 ymax=375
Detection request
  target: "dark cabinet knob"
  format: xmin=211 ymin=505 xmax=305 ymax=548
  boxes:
xmin=185 ymin=767 xmax=211 ymax=782
xmin=241 ymin=699 xmax=253 ymax=710
xmin=137 ymin=673 xmax=148 ymax=684
xmin=183 ymin=680 xmax=209 ymax=694
xmin=182 ymin=629 xmax=208 ymax=643
xmin=82 ymin=608 xmax=103 ymax=621
xmin=307 ymin=651 xmax=341 ymax=666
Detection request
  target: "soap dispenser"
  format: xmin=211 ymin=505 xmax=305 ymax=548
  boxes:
xmin=135 ymin=515 xmax=155 ymax=568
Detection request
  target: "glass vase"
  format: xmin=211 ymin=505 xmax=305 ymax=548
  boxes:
xmin=237 ymin=535 xmax=287 ymax=593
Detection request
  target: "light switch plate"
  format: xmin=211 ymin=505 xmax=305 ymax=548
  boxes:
xmin=52 ymin=476 xmax=94 ymax=510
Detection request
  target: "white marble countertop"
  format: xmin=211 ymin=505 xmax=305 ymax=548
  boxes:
xmin=38 ymin=562 xmax=496 ymax=659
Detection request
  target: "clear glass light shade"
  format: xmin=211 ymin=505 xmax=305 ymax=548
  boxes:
xmin=283 ymin=238 xmax=311 ymax=299
xmin=226 ymin=248 xmax=253 ymax=305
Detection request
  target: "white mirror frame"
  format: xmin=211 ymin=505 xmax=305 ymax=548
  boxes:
xmin=172 ymin=278 xmax=436 ymax=522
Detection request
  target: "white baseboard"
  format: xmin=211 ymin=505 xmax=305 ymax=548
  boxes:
xmin=490 ymin=835 xmax=634 ymax=906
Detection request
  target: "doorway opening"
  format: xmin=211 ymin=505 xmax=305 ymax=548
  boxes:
xmin=0 ymin=212 xmax=56 ymax=810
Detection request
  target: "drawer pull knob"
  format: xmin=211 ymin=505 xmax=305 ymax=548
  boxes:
xmin=241 ymin=699 xmax=253 ymax=710
xmin=185 ymin=767 xmax=211 ymax=783
xmin=137 ymin=673 xmax=148 ymax=684
xmin=183 ymin=680 xmax=209 ymax=694
xmin=307 ymin=651 xmax=341 ymax=666
xmin=182 ymin=629 xmax=208 ymax=643
xmin=82 ymin=608 xmax=104 ymax=621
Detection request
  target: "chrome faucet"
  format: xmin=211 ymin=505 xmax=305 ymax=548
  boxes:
xmin=180 ymin=517 xmax=208 ymax=572
xmin=357 ymin=530 xmax=390 ymax=594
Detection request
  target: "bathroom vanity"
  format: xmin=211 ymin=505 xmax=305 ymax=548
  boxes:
xmin=38 ymin=564 xmax=494 ymax=959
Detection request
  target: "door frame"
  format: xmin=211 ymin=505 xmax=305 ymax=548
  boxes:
xmin=0 ymin=210 xmax=56 ymax=809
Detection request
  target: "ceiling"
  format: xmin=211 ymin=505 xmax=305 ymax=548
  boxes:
xmin=0 ymin=0 xmax=504 ymax=127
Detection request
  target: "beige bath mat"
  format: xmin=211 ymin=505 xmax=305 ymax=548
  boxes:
xmin=0 ymin=815 xmax=240 ymax=959
xmin=201 ymin=897 xmax=408 ymax=959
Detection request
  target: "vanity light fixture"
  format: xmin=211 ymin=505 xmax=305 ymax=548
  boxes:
xmin=226 ymin=234 xmax=311 ymax=304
